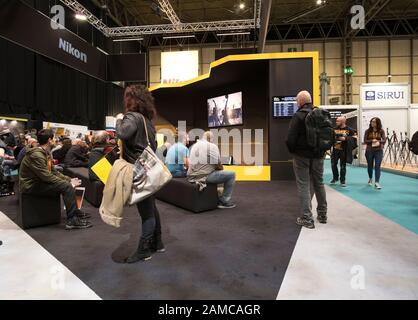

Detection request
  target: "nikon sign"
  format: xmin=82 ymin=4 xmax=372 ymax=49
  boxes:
xmin=0 ymin=1 xmax=105 ymax=80
xmin=59 ymin=38 xmax=87 ymax=63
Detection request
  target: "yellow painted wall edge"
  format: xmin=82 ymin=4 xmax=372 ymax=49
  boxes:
xmin=149 ymin=51 xmax=320 ymax=106
xmin=223 ymin=165 xmax=271 ymax=182
xmin=0 ymin=116 xmax=29 ymax=122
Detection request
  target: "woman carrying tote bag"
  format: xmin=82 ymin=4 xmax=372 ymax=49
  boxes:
xmin=116 ymin=85 xmax=165 ymax=263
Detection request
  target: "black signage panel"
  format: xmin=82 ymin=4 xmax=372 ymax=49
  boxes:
xmin=107 ymin=54 xmax=147 ymax=82
xmin=0 ymin=0 xmax=106 ymax=80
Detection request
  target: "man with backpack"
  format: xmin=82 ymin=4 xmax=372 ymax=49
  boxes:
xmin=286 ymin=91 xmax=332 ymax=229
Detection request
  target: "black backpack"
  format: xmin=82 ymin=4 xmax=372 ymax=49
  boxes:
xmin=304 ymin=107 xmax=334 ymax=152
xmin=409 ymin=131 xmax=418 ymax=155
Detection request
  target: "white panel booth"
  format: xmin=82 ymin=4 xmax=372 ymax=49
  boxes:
xmin=359 ymin=83 xmax=411 ymax=165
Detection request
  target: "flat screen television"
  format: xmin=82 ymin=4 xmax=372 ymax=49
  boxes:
xmin=208 ymin=92 xmax=243 ymax=128
xmin=273 ymin=96 xmax=298 ymax=118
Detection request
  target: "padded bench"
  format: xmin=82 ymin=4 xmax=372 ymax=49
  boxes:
xmin=18 ymin=193 xmax=62 ymax=229
xmin=63 ymin=167 xmax=103 ymax=208
xmin=156 ymin=178 xmax=218 ymax=213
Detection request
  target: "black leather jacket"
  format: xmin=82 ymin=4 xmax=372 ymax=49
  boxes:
xmin=116 ymin=111 xmax=157 ymax=164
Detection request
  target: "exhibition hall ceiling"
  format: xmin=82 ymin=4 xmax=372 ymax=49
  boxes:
xmin=114 ymin=0 xmax=418 ymax=26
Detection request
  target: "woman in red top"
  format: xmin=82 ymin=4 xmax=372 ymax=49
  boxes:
xmin=363 ymin=117 xmax=386 ymax=189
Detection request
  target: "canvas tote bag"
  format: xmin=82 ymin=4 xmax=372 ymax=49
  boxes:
xmin=128 ymin=114 xmax=172 ymax=205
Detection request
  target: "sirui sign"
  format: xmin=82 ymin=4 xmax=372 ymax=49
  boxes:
xmin=361 ymin=83 xmax=410 ymax=108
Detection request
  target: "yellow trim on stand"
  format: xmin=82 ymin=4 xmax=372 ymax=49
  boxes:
xmin=0 ymin=116 xmax=29 ymax=122
xmin=149 ymin=51 xmax=320 ymax=106
xmin=223 ymin=165 xmax=271 ymax=181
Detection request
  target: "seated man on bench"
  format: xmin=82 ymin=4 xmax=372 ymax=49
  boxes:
xmin=19 ymin=129 xmax=93 ymax=230
xmin=165 ymin=132 xmax=190 ymax=178
xmin=188 ymin=131 xmax=236 ymax=209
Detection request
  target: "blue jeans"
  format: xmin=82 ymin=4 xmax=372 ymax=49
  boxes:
xmin=365 ymin=149 xmax=383 ymax=182
xmin=171 ymin=169 xmax=187 ymax=178
xmin=207 ymin=170 xmax=236 ymax=204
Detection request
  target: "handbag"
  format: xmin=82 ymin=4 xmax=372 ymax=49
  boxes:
xmin=129 ymin=114 xmax=172 ymax=205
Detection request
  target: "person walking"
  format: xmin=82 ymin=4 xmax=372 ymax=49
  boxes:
xmin=330 ymin=116 xmax=356 ymax=187
xmin=116 ymin=85 xmax=165 ymax=263
xmin=364 ymin=117 xmax=386 ymax=189
xmin=286 ymin=90 xmax=328 ymax=229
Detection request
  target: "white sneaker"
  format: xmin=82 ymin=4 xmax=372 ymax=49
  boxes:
xmin=375 ymin=182 xmax=382 ymax=190
xmin=368 ymin=179 xmax=373 ymax=186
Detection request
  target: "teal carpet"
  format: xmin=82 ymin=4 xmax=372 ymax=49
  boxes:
xmin=324 ymin=160 xmax=418 ymax=235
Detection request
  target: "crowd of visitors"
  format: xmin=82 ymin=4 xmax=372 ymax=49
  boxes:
xmin=0 ymin=85 xmax=392 ymax=262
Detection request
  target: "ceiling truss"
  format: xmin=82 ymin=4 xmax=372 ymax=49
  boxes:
xmin=60 ymin=0 xmax=262 ymax=37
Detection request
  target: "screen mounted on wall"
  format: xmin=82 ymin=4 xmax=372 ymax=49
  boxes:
xmin=273 ymin=96 xmax=298 ymax=118
xmin=207 ymin=92 xmax=243 ymax=128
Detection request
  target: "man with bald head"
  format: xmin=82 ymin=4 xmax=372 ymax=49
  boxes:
xmin=286 ymin=90 xmax=327 ymax=229
xmin=330 ymin=116 xmax=356 ymax=187
xmin=188 ymin=131 xmax=236 ymax=209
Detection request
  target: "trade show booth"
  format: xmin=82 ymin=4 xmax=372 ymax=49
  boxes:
xmin=150 ymin=52 xmax=319 ymax=181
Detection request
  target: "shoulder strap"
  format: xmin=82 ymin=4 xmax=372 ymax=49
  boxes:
xmin=138 ymin=113 xmax=151 ymax=146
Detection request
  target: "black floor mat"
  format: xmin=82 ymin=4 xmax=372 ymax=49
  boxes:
xmin=0 ymin=181 xmax=301 ymax=300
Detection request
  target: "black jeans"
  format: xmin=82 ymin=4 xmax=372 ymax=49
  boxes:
xmin=136 ymin=196 xmax=162 ymax=241
xmin=331 ymin=149 xmax=347 ymax=183
xmin=27 ymin=181 xmax=77 ymax=219
xmin=365 ymin=149 xmax=383 ymax=182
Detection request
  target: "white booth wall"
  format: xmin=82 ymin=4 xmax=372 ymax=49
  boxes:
xmin=359 ymin=83 xmax=411 ymax=164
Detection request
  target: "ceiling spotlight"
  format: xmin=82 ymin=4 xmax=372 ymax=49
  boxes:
xmin=75 ymin=13 xmax=88 ymax=21
xmin=239 ymin=3 xmax=245 ymax=10
xmin=0 ymin=119 xmax=6 ymax=125
xmin=316 ymin=0 xmax=326 ymax=5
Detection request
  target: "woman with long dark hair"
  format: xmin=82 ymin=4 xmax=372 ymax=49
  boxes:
xmin=117 ymin=85 xmax=165 ymax=263
xmin=363 ymin=117 xmax=386 ymax=189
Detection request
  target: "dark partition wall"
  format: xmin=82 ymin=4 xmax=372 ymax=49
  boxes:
xmin=0 ymin=36 xmax=35 ymax=115
xmin=0 ymin=37 xmax=123 ymax=129
xmin=153 ymin=60 xmax=270 ymax=165
xmin=192 ymin=79 xmax=269 ymax=165
xmin=269 ymin=58 xmax=314 ymax=180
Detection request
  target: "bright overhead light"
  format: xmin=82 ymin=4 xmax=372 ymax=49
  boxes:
xmin=217 ymin=32 xmax=250 ymax=36
xmin=163 ymin=35 xmax=195 ymax=39
xmin=75 ymin=13 xmax=88 ymax=21
xmin=112 ymin=38 xmax=144 ymax=42
xmin=316 ymin=0 xmax=325 ymax=5
xmin=239 ymin=3 xmax=245 ymax=9
xmin=0 ymin=119 xmax=6 ymax=125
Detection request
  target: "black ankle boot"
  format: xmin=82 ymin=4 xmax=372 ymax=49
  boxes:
xmin=125 ymin=239 xmax=153 ymax=263
xmin=151 ymin=234 xmax=166 ymax=253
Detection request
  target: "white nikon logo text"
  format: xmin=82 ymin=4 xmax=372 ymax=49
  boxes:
xmin=59 ymin=38 xmax=87 ymax=63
